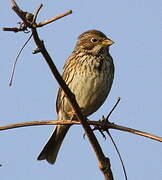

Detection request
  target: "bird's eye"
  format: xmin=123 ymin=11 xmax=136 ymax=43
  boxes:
xmin=90 ymin=37 xmax=98 ymax=43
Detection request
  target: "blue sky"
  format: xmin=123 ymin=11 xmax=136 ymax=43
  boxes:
xmin=1 ymin=0 xmax=162 ymax=179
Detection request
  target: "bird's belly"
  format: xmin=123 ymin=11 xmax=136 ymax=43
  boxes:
xmin=69 ymin=69 xmax=112 ymax=116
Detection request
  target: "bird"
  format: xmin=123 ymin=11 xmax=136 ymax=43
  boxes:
xmin=37 ymin=29 xmax=115 ymax=164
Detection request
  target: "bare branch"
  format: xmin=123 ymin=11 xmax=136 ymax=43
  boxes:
xmin=109 ymin=123 xmax=162 ymax=142
xmin=3 ymin=10 xmax=72 ymax=32
xmin=0 ymin=120 xmax=162 ymax=143
xmin=36 ymin=10 xmax=72 ymax=27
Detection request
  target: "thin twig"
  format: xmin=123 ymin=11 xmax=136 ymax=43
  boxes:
xmin=36 ymin=10 xmax=72 ymax=27
xmin=106 ymin=97 xmax=121 ymax=120
xmin=107 ymin=131 xmax=128 ymax=180
xmin=32 ymin=4 xmax=43 ymax=24
xmin=108 ymin=122 xmax=162 ymax=142
xmin=9 ymin=33 xmax=32 ymax=86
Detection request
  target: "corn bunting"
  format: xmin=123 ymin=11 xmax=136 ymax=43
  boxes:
xmin=37 ymin=30 xmax=114 ymax=164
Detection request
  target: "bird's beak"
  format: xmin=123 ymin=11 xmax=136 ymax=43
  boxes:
xmin=102 ymin=39 xmax=114 ymax=47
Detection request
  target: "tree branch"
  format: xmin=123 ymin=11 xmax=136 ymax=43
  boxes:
xmin=0 ymin=120 xmax=162 ymax=143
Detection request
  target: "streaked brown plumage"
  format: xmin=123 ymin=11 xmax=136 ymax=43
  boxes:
xmin=37 ymin=30 xmax=115 ymax=164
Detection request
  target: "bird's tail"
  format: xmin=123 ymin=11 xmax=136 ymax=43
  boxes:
xmin=37 ymin=125 xmax=70 ymax=164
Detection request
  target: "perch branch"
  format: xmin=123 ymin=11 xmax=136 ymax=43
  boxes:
xmin=0 ymin=120 xmax=162 ymax=142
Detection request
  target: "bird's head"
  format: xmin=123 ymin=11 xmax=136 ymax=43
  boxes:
xmin=75 ymin=30 xmax=114 ymax=54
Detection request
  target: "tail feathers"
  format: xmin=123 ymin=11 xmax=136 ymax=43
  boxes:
xmin=37 ymin=125 xmax=70 ymax=164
